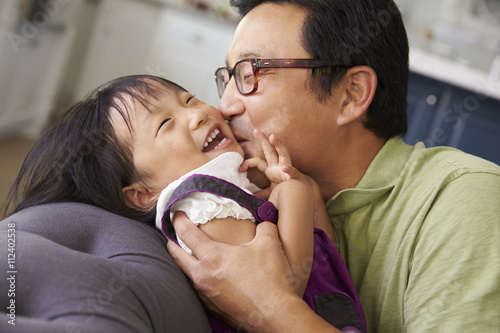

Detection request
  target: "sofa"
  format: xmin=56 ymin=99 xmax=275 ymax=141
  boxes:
xmin=0 ymin=202 xmax=212 ymax=332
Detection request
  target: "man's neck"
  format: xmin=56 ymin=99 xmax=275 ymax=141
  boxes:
xmin=316 ymin=134 xmax=387 ymax=202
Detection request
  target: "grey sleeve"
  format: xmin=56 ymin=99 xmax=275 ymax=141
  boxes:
xmin=0 ymin=203 xmax=211 ymax=333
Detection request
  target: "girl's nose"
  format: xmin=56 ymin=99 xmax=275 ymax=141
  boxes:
xmin=189 ymin=108 xmax=209 ymax=130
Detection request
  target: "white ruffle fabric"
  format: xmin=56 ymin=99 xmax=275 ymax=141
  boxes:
xmin=155 ymin=152 xmax=260 ymax=253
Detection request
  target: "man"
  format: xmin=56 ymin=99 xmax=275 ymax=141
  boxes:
xmin=167 ymin=0 xmax=500 ymax=332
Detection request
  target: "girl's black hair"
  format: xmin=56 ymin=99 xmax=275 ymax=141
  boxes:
xmin=2 ymin=75 xmax=186 ymax=223
xmin=230 ymin=0 xmax=409 ymax=139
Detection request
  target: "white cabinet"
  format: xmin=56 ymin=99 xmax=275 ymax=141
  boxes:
xmin=0 ymin=26 xmax=73 ymax=136
xmin=74 ymin=0 xmax=163 ymax=99
xmin=146 ymin=7 xmax=236 ymax=107
xmin=0 ymin=0 xmax=97 ymax=138
xmin=75 ymin=2 xmax=236 ymax=108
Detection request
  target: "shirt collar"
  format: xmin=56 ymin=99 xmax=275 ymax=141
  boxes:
xmin=326 ymin=137 xmax=415 ymax=216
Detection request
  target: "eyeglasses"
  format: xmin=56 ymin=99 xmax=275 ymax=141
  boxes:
xmin=214 ymin=58 xmax=349 ymax=98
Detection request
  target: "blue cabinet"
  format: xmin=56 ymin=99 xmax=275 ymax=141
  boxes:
xmin=404 ymin=73 xmax=500 ymax=165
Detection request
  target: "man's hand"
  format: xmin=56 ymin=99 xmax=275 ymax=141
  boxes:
xmin=166 ymin=215 xmax=297 ymax=332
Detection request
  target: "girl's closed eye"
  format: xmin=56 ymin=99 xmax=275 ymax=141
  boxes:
xmin=157 ymin=118 xmax=171 ymax=134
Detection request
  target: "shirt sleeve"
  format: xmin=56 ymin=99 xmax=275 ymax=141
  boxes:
xmin=404 ymin=171 xmax=500 ymax=332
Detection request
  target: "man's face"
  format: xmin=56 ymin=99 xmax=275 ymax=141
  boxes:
xmin=218 ymin=3 xmax=341 ymax=177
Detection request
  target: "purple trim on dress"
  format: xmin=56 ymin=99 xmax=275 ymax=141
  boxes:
xmin=161 ymin=174 xmax=277 ymax=230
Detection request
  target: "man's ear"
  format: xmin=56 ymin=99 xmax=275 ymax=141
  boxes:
xmin=337 ymin=66 xmax=377 ymax=126
xmin=122 ymin=182 xmax=158 ymax=212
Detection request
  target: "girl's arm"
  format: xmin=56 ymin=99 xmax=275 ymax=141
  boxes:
xmin=175 ymin=179 xmax=314 ymax=298
xmin=241 ymin=130 xmax=335 ymax=243
xmin=197 ymin=215 xmax=256 ymax=245
xmin=269 ymin=179 xmax=315 ymax=297
xmin=176 ymin=178 xmax=316 ymax=299
xmin=240 ymin=130 xmax=319 ymax=296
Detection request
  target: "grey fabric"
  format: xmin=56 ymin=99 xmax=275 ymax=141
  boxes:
xmin=0 ymin=203 xmax=211 ymax=332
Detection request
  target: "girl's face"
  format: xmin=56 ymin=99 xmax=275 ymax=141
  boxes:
xmin=111 ymin=84 xmax=244 ymax=197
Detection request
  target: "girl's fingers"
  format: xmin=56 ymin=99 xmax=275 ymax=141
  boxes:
xmin=239 ymin=157 xmax=268 ymax=174
xmin=282 ymin=165 xmax=302 ymax=180
xmin=281 ymin=164 xmax=293 ymax=175
xmin=254 ymin=129 xmax=279 ymax=167
xmin=269 ymin=135 xmax=293 ymax=169
xmin=253 ymin=129 xmax=303 ymax=182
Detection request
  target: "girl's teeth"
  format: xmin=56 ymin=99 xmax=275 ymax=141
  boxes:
xmin=216 ymin=138 xmax=227 ymax=148
xmin=205 ymin=129 xmax=220 ymax=146
xmin=204 ymin=129 xmax=223 ymax=150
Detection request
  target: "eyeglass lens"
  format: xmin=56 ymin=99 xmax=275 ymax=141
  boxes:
xmin=235 ymin=61 xmax=254 ymax=94
xmin=216 ymin=60 xmax=255 ymax=98
xmin=215 ymin=69 xmax=228 ymax=98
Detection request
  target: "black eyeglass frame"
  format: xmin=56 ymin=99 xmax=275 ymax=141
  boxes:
xmin=214 ymin=58 xmax=350 ymax=98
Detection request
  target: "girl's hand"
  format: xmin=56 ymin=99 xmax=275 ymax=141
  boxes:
xmin=240 ymin=131 xmax=336 ymax=242
xmin=239 ymin=129 xmax=305 ymax=186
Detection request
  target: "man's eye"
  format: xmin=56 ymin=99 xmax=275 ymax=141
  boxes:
xmin=243 ymin=74 xmax=254 ymax=82
xmin=186 ymin=95 xmax=196 ymax=104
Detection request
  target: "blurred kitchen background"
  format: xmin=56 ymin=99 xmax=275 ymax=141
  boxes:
xmin=0 ymin=0 xmax=500 ymax=204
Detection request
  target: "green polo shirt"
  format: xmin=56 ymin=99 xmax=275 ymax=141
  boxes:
xmin=326 ymin=137 xmax=500 ymax=332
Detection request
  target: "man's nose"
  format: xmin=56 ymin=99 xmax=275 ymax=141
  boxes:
xmin=218 ymin=79 xmax=244 ymax=121
xmin=189 ymin=109 xmax=208 ymax=130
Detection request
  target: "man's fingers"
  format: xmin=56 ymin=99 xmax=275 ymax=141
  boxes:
xmin=167 ymin=213 xmax=219 ymax=281
xmin=254 ymin=221 xmax=280 ymax=243
xmin=171 ymin=212 xmax=212 ymax=259
xmin=167 ymin=239 xmax=198 ymax=277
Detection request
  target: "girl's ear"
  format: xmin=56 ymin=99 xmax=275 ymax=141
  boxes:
xmin=337 ymin=65 xmax=377 ymax=126
xmin=122 ymin=183 xmax=158 ymax=212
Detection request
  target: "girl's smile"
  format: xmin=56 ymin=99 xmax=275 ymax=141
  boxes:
xmin=111 ymin=81 xmax=244 ymax=195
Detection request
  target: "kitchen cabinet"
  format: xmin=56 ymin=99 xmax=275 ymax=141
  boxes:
xmin=404 ymin=72 xmax=500 ymax=165
xmin=0 ymin=0 xmax=93 ymax=138
xmin=73 ymin=0 xmax=162 ymax=100
xmin=0 ymin=26 xmax=70 ymax=136
xmin=445 ymin=87 xmax=500 ymax=164
xmin=74 ymin=1 xmax=236 ymax=108
xmin=405 ymin=73 xmax=452 ymax=147
xmin=146 ymin=7 xmax=235 ymax=107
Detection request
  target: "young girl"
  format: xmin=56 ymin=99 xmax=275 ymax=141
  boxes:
xmin=4 ymin=75 xmax=365 ymax=333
